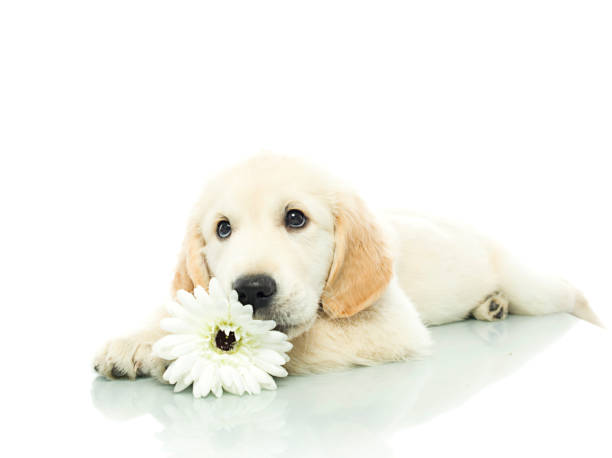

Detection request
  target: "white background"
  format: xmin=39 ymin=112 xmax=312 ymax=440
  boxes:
xmin=1 ymin=1 xmax=610 ymax=457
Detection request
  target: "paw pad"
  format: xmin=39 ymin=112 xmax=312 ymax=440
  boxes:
xmin=111 ymin=365 xmax=127 ymax=378
xmin=472 ymin=292 xmax=509 ymax=322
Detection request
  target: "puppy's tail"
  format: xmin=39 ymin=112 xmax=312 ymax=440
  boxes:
xmin=571 ymin=290 xmax=604 ymax=328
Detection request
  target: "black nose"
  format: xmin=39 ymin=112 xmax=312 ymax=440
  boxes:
xmin=232 ymin=274 xmax=277 ymax=310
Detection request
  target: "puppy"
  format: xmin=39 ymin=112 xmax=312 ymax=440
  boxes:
xmin=94 ymin=154 xmax=600 ymax=379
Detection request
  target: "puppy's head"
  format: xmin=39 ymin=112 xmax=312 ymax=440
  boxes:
xmin=173 ymin=155 xmax=392 ymax=338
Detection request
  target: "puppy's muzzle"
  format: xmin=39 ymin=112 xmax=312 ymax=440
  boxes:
xmin=233 ymin=274 xmax=277 ymax=311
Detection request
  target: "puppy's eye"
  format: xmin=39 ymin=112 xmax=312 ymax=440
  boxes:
xmin=216 ymin=220 xmax=232 ymax=239
xmin=285 ymin=209 xmax=307 ymax=229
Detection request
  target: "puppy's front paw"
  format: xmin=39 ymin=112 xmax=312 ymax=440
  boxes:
xmin=94 ymin=337 xmax=168 ymax=381
xmin=472 ymin=291 xmax=509 ymax=321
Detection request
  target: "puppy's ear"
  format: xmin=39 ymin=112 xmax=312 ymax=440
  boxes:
xmin=172 ymin=224 xmax=210 ymax=294
xmin=321 ymin=193 xmax=393 ymax=318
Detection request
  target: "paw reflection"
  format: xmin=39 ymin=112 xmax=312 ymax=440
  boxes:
xmin=92 ymin=379 xmax=288 ymax=457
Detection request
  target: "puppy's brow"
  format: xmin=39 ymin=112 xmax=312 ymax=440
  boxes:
xmin=213 ymin=213 xmax=229 ymax=222
xmin=284 ymin=202 xmax=307 ymax=215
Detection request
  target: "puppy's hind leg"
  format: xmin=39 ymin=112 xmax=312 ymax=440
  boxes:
xmin=471 ymin=291 xmax=509 ymax=321
xmin=489 ymin=242 xmax=603 ymax=326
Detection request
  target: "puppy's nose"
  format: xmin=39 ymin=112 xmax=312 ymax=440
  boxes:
xmin=232 ymin=274 xmax=277 ymax=310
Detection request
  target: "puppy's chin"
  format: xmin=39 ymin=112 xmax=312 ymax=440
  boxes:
xmin=254 ymin=292 xmax=320 ymax=339
xmin=274 ymin=317 xmax=316 ymax=339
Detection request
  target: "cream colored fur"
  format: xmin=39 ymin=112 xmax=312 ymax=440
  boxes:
xmin=94 ymin=154 xmax=599 ymax=380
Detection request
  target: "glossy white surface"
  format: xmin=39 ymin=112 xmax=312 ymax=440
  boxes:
xmin=64 ymin=315 xmax=611 ymax=457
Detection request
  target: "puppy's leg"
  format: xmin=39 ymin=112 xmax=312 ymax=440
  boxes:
xmin=490 ymin=242 xmax=603 ymax=326
xmin=471 ymin=291 xmax=509 ymax=321
xmin=287 ymin=279 xmax=432 ymax=374
xmin=94 ymin=310 xmax=169 ymax=381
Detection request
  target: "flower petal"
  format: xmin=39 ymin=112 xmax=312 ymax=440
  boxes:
xmin=159 ymin=340 xmax=200 ymax=360
xmin=176 ymin=289 xmax=206 ymax=315
xmin=248 ymin=365 xmax=277 ymax=390
xmin=219 ymin=366 xmax=244 ymax=396
xmin=164 ymin=298 xmax=190 ymax=319
xmin=152 ymin=334 xmax=198 ymax=360
xmin=164 ymin=353 xmax=199 ymax=384
xmin=261 ymin=330 xmax=288 ymax=342
xmin=247 ymin=319 xmax=276 ymax=333
xmin=260 ymin=340 xmax=293 ymax=354
xmin=210 ymin=374 xmax=223 ymax=398
xmin=193 ymin=365 xmax=214 ymax=398
xmin=160 ymin=317 xmax=197 ymax=334
xmin=253 ymin=355 xmax=288 ymax=378
xmin=232 ymin=304 xmax=253 ymax=320
xmin=173 ymin=378 xmax=191 ymax=393
xmin=238 ymin=366 xmax=261 ymax=395
xmin=254 ymin=349 xmax=287 ymax=367
xmin=208 ymin=278 xmax=227 ymax=305
xmin=193 ymin=285 xmax=210 ymax=302
xmin=218 ymin=365 xmax=233 ymax=389
xmin=183 ymin=358 xmax=205 ymax=386
xmin=257 ymin=363 xmax=288 ymax=378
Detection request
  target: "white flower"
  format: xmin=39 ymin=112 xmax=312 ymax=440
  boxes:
xmin=152 ymin=278 xmax=292 ymax=398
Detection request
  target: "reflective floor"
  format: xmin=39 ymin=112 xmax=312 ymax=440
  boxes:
xmin=85 ymin=314 xmax=611 ymax=457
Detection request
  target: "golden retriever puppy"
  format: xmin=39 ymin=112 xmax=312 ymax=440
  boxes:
xmin=94 ymin=154 xmax=599 ymax=379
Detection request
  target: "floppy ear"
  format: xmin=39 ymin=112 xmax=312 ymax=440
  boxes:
xmin=172 ymin=224 xmax=210 ymax=294
xmin=321 ymin=193 xmax=393 ymax=318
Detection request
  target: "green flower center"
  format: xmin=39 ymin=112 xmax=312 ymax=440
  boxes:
xmin=215 ymin=329 xmax=237 ymax=352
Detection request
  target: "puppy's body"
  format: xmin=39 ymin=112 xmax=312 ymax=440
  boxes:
xmin=386 ymin=211 xmax=580 ymax=325
xmin=95 ymin=155 xmax=597 ymax=379
xmin=385 ymin=211 xmax=499 ymax=326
